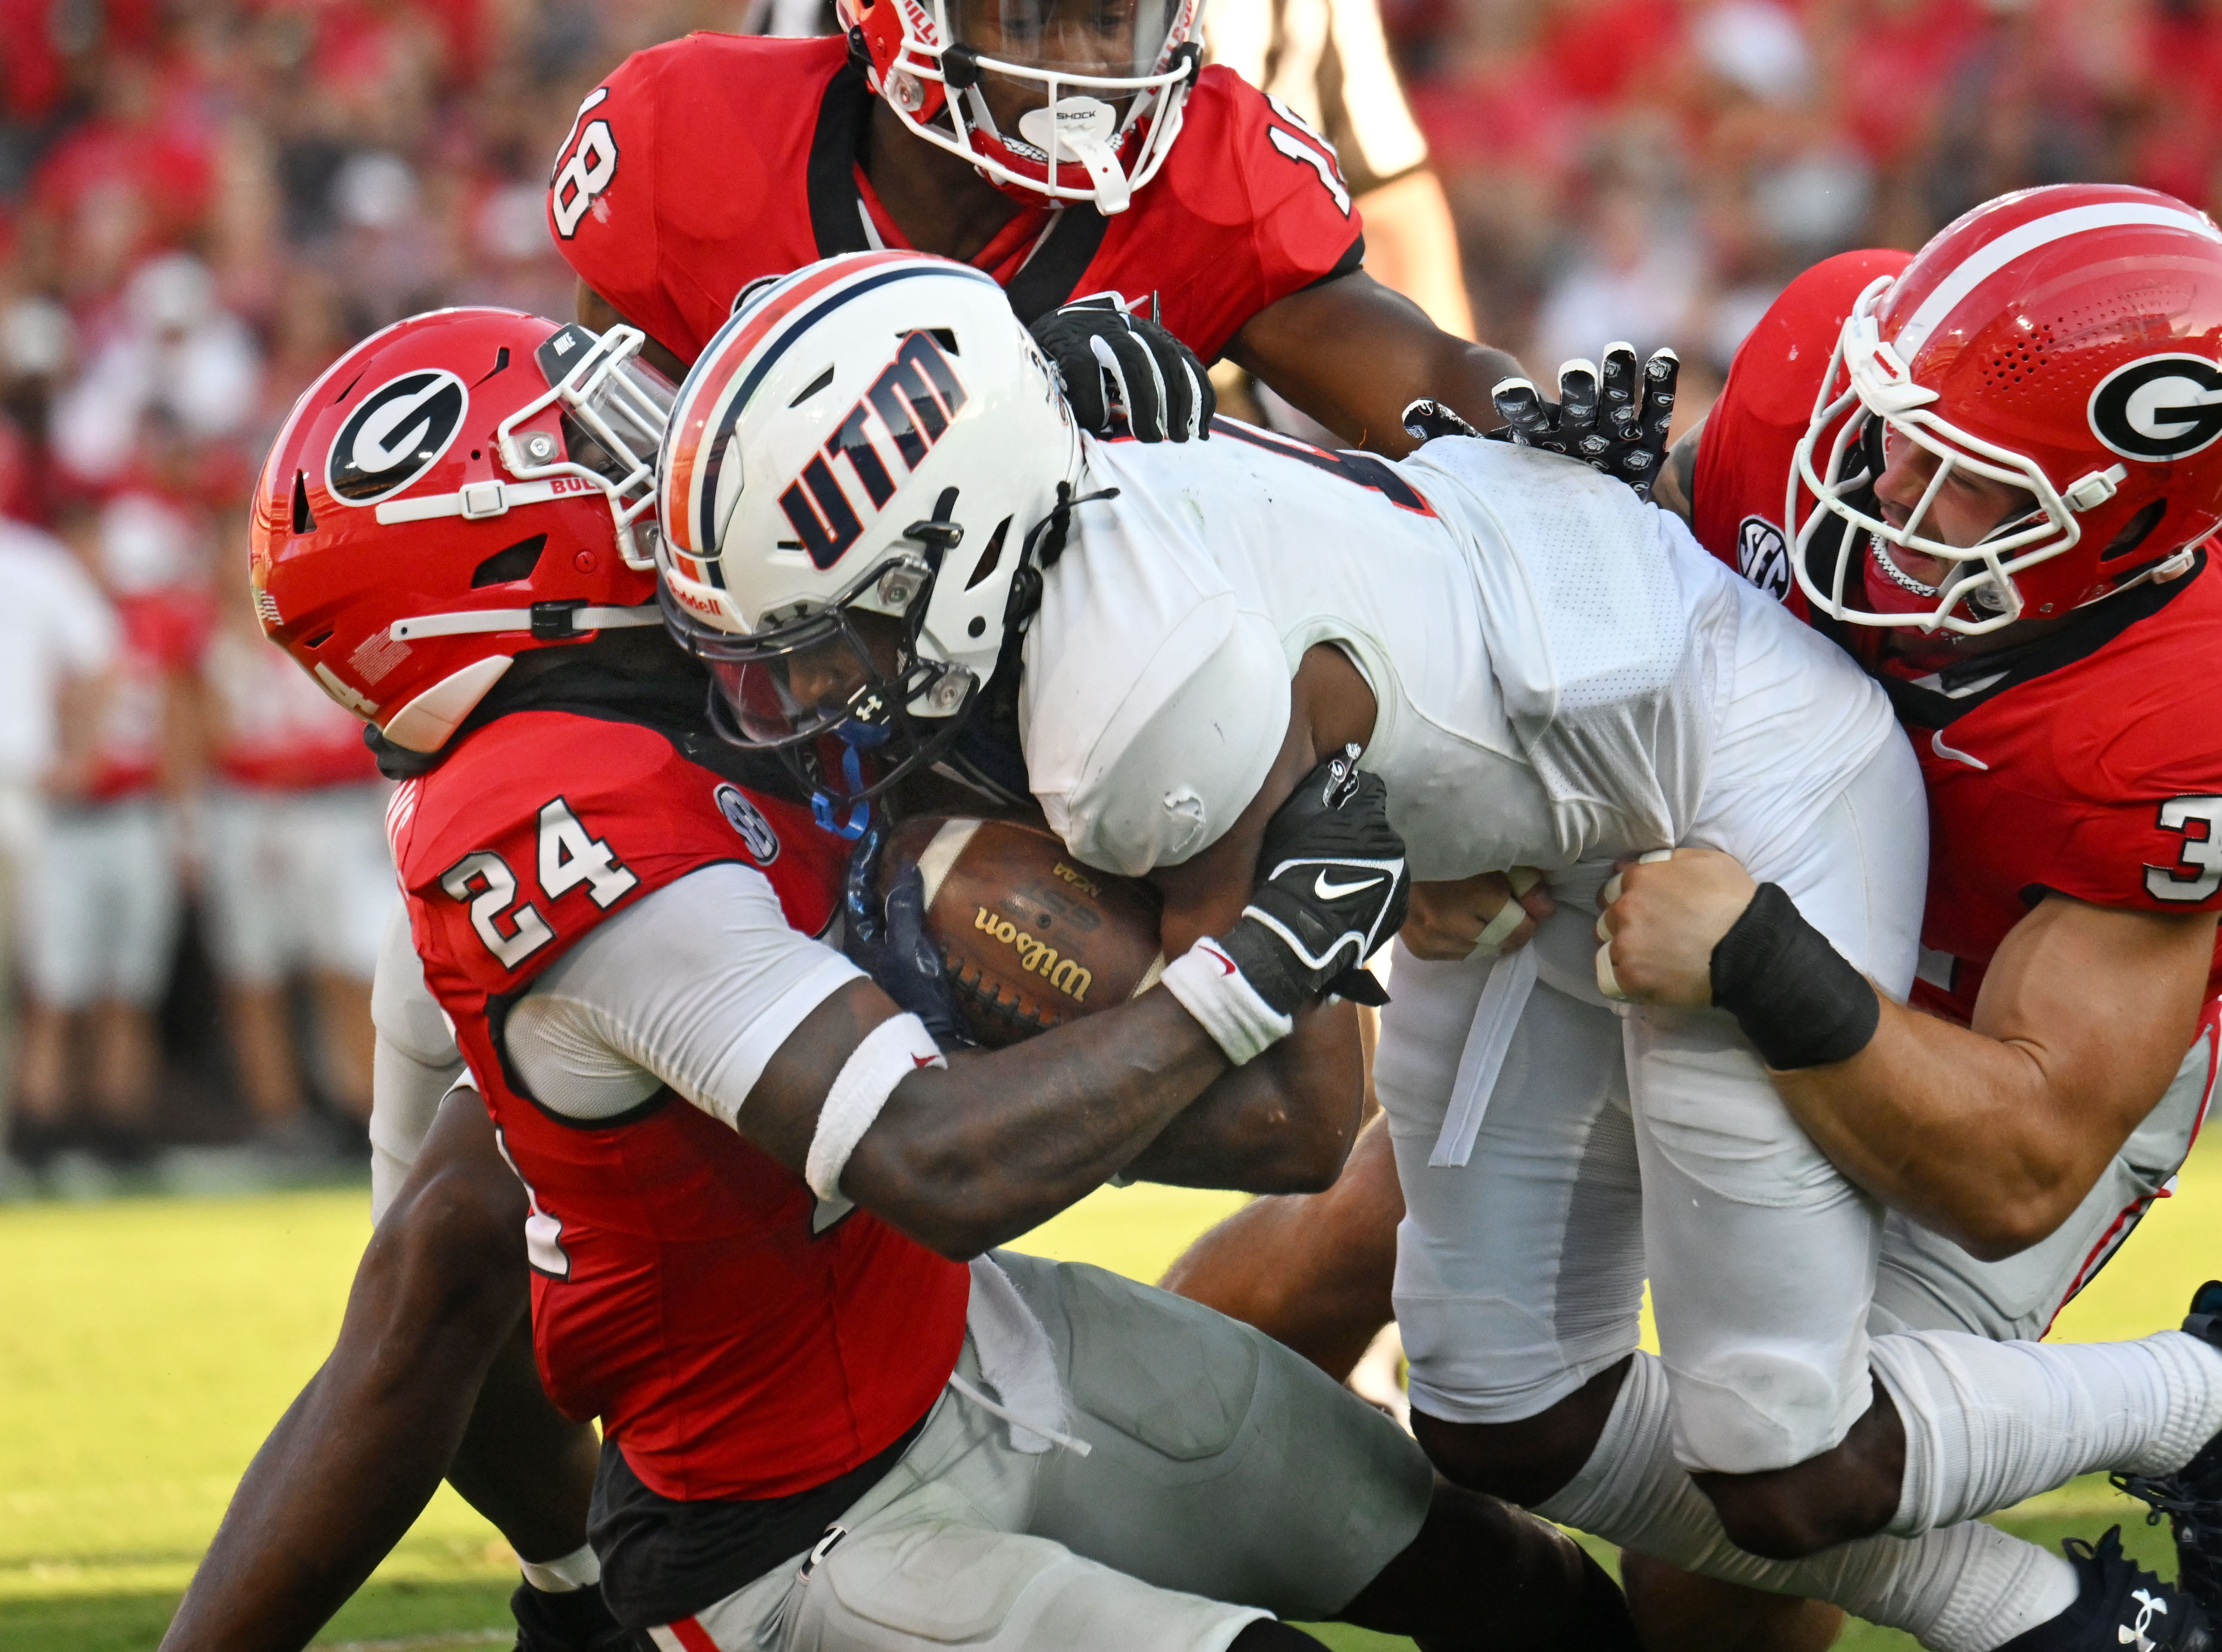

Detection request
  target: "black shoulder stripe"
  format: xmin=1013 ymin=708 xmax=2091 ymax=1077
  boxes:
xmin=1003 ymin=206 xmax=1114 ymax=325
xmin=810 ymin=62 xmax=876 ymax=258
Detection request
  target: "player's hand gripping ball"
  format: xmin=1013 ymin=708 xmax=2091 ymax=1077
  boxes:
xmin=859 ymin=816 xmax=1168 ymax=1048
xmin=1485 ymin=343 xmax=1679 ymax=499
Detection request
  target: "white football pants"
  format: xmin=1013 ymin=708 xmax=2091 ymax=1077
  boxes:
xmin=1382 ymin=736 xmax=1928 ymax=1473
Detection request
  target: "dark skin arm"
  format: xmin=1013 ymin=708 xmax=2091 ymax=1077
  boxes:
xmin=738 ymin=646 xmax=1388 ymax=1256
xmin=1132 ymin=643 xmax=1382 ymax=1188
xmin=1226 ymin=271 xmax=1522 ymax=456
xmin=160 ymin=1094 xmax=599 ymax=1652
xmin=1600 ymin=850 xmax=2218 ymax=1259
xmin=1650 ymin=418 xmax=1702 ymax=526
xmin=580 ymin=268 xmax=1522 ymax=463
xmin=744 ymin=974 xmax=1230 ymax=1260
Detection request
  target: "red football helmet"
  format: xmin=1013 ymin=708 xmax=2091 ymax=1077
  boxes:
xmin=250 ymin=308 xmax=674 ymax=752
xmin=836 ymin=0 xmax=1202 ymax=213
xmin=1791 ymin=184 xmax=2222 ymax=634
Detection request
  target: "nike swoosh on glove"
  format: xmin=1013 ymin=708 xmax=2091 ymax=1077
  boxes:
xmin=1028 ymin=301 xmax=1214 ymax=442
xmin=1220 ymin=743 xmax=1409 ymax=1012
xmin=841 ymin=820 xmax=972 ymax=1048
xmin=1485 ymin=343 xmax=1678 ymax=499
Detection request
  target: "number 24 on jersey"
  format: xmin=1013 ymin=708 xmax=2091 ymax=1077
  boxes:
xmin=440 ymin=798 xmax=639 ymax=968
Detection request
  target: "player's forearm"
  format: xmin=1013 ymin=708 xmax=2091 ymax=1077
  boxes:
xmin=848 ymin=988 xmax=1233 ymax=1257
xmin=1121 ymin=1001 xmax=1366 ymax=1192
xmin=1231 ymin=273 xmax=1518 ymax=456
xmin=161 ymin=1189 xmax=526 ymax=1650
xmin=1768 ymin=1000 xmax=2102 ymax=1260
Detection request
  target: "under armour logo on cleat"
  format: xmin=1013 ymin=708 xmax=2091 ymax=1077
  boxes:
xmin=2123 ymin=1588 xmax=2168 ymax=1651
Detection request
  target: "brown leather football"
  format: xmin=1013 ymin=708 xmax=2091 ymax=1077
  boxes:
xmin=885 ymin=815 xmax=1167 ymax=1048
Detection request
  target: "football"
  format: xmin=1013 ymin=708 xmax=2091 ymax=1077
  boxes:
xmin=884 ymin=815 xmax=1167 ymax=1047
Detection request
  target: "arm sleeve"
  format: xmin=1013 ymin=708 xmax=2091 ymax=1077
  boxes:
xmin=502 ymin=863 xmax=865 ymax=1127
xmin=368 ymin=902 xmax=465 ymax=1209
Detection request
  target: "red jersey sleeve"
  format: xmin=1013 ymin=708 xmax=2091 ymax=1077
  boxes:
xmin=548 ymin=36 xmax=847 ymax=367
xmin=548 ymin=50 xmax=673 ymax=357
xmin=392 ymin=713 xmax=841 ymax=1000
xmin=2034 ymin=625 xmax=2222 ymax=917
xmin=1144 ymin=68 xmax=1367 ymax=361
xmin=1692 ymin=249 xmax=1912 ymax=618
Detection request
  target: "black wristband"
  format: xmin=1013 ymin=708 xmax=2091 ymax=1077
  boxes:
xmin=1708 ymin=883 xmax=1879 ymax=1070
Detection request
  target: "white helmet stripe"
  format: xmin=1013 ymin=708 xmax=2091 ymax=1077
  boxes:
xmin=1896 ymin=202 xmax=2222 ymax=359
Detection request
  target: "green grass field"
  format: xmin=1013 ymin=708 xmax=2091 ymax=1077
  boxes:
xmin=2 ymin=1146 xmax=2216 ymax=1652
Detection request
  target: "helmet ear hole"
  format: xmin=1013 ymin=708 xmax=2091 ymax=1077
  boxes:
xmin=2100 ymin=499 xmax=2168 ymax=562
xmin=291 ymin=470 xmax=316 ymax=535
xmin=472 ymin=534 xmax=548 ymax=588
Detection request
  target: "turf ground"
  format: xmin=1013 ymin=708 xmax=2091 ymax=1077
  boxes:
xmin=3 ymin=1145 xmax=2217 ymax=1652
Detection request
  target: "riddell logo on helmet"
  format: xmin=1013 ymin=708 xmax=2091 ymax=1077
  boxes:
xmin=777 ymin=331 xmax=969 ymax=569
xmin=2089 ymin=355 xmax=2222 ymax=463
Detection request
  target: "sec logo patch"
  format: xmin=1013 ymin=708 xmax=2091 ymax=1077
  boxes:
xmin=1738 ymin=515 xmax=1792 ymax=600
xmin=713 ymin=784 xmax=781 ymax=864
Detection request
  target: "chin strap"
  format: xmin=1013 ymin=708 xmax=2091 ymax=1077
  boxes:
xmin=811 ymin=742 xmax=873 ymax=841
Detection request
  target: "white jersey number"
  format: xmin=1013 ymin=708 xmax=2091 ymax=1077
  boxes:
xmin=442 ymin=851 xmax=556 ymax=969
xmin=551 ymin=92 xmax=618 ymax=240
xmin=2145 ymin=796 xmax=2222 ymax=903
xmin=491 ymin=1123 xmax=573 ymax=1278
xmin=1263 ymin=94 xmax=1351 ymax=216
xmin=538 ymin=799 xmax=640 ymax=909
xmin=441 ymin=800 xmax=639 ymax=968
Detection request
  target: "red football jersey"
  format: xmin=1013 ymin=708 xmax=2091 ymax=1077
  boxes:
xmin=1693 ymin=254 xmax=2222 ymax=1024
xmin=547 ymin=33 xmax=1363 ymax=367
xmin=390 ymin=709 xmax=969 ymax=1501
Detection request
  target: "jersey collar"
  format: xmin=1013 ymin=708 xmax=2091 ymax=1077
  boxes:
xmin=807 ymin=58 xmax=1113 ymax=325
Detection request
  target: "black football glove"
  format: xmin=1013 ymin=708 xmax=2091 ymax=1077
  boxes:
xmin=1485 ymin=343 xmax=1679 ymax=499
xmin=841 ymin=820 xmax=972 ymax=1048
xmin=1400 ymin=398 xmax=1481 ymax=444
xmin=1028 ymin=300 xmax=1214 ymax=443
xmin=1219 ymin=744 xmax=1409 ymax=1012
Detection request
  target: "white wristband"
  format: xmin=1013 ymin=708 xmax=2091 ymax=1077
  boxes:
xmin=805 ymin=1012 xmax=945 ymax=1203
xmin=1160 ymin=937 xmax=1295 ymax=1066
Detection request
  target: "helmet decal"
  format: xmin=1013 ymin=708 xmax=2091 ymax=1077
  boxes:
xmin=784 ymin=331 xmax=969 ymax=568
xmin=2088 ymin=355 xmax=2222 ymax=463
xmin=328 ymin=370 xmax=469 ymax=504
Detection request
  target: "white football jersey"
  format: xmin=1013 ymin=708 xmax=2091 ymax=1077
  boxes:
xmin=1020 ymin=426 xmax=1896 ymax=884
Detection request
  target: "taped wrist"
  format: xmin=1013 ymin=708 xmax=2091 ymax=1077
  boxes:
xmin=1161 ymin=933 xmax=1295 ymax=1066
xmin=805 ymin=1012 xmax=945 ymax=1202
xmin=1709 ymin=883 xmax=1879 ymax=1070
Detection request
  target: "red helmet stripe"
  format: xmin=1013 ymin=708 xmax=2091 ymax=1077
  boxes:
xmin=1896 ymin=202 xmax=2222 ymax=361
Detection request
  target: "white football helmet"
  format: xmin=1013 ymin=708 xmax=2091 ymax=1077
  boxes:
xmin=657 ymin=252 xmax=1081 ymax=810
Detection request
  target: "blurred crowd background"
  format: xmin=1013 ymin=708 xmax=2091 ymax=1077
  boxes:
xmin=0 ymin=0 xmax=2217 ymax=1192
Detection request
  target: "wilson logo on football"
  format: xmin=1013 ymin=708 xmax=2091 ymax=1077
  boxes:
xmin=973 ymin=906 xmax=1093 ymax=1002
xmin=779 ymin=331 xmax=969 ymax=569
xmin=328 ymin=370 xmax=468 ymax=504
xmin=2089 ymin=355 xmax=2222 ymax=462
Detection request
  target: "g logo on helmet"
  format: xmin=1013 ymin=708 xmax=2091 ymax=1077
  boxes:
xmin=2089 ymin=355 xmax=2222 ymax=463
xmin=713 ymin=784 xmax=782 ymax=864
xmin=328 ymin=371 xmax=468 ymax=505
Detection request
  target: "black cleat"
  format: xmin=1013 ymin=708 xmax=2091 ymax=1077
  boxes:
xmin=2116 ymin=1280 xmax=2222 ymax=1611
xmin=509 ymin=1580 xmax=652 ymax=1652
xmin=1996 ymin=1528 xmax=2212 ymax=1652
